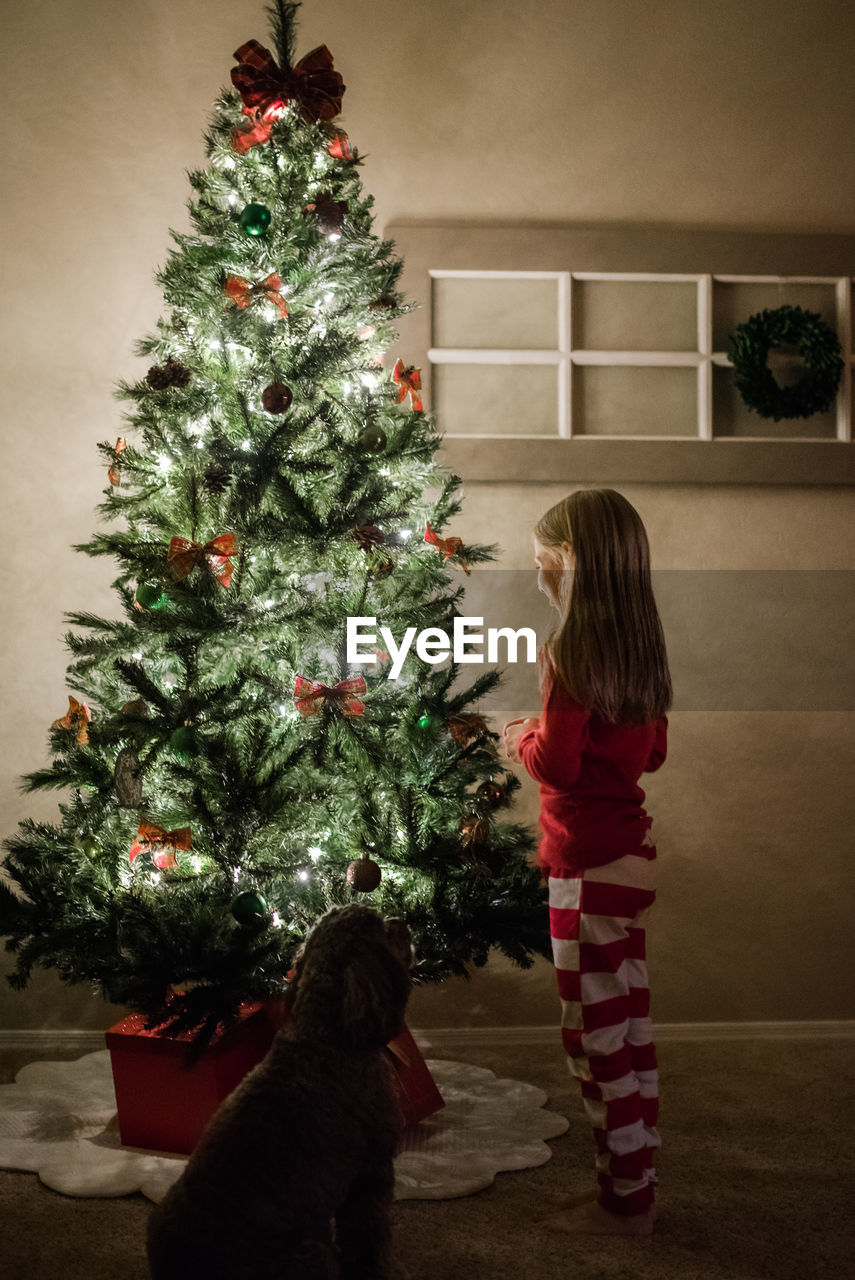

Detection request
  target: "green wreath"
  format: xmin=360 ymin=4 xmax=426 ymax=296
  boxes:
xmin=727 ymin=305 xmax=844 ymax=421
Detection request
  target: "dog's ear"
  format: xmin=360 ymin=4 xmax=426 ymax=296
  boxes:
xmin=339 ymin=943 xmax=411 ymax=1050
xmin=340 ymin=960 xmax=377 ymax=1044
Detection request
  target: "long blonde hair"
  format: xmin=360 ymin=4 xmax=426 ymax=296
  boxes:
xmin=535 ymin=489 xmax=672 ymax=725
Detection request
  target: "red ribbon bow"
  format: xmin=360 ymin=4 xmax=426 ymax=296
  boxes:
xmin=294 ymin=675 xmax=366 ymax=717
xmin=129 ymin=821 xmax=192 ymax=871
xmin=108 ymin=437 xmax=127 ymax=487
xmin=231 ymin=99 xmax=287 ymax=155
xmin=51 ymin=695 xmax=91 ymax=744
xmin=224 ymin=273 xmax=288 ymax=319
xmin=447 ymin=713 xmax=489 ymax=746
xmin=231 ymin=40 xmax=344 ymax=124
xmin=392 ymin=359 xmax=423 ymax=412
xmin=424 ymin=521 xmax=471 ymax=575
xmin=327 ymin=132 xmax=354 ymax=161
xmin=168 ymin=533 xmax=237 ymax=587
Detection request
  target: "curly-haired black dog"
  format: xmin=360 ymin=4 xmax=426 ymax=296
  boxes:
xmin=147 ymin=905 xmax=413 ymax=1279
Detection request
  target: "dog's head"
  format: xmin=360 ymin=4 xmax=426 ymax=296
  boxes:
xmin=285 ymin=905 xmax=413 ymax=1050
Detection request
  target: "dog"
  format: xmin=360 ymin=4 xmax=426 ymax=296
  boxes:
xmin=147 ymin=904 xmax=413 ymax=1279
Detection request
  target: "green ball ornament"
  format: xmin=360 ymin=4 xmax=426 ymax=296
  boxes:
xmin=135 ymin=584 xmax=167 ymax=610
xmin=418 ymin=712 xmax=437 ymax=730
xmin=231 ymin=890 xmax=270 ymax=924
xmin=358 ymin=424 xmax=387 ymax=454
xmin=169 ymin=726 xmax=198 ymax=758
xmin=74 ymin=835 xmax=101 ymax=859
xmin=239 ymin=203 xmax=272 ymax=236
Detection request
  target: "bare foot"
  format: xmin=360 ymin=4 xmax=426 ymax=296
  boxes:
xmin=538 ymin=1198 xmax=657 ymax=1236
xmin=532 ymin=1190 xmax=599 ymax=1221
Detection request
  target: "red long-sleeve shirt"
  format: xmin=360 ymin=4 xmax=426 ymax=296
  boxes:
xmin=517 ymin=678 xmax=667 ymax=873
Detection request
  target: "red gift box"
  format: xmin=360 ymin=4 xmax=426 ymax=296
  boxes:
xmin=106 ymin=1005 xmax=443 ymax=1155
xmin=386 ymin=1025 xmax=445 ymax=1127
xmin=105 ymin=1000 xmax=284 ymax=1154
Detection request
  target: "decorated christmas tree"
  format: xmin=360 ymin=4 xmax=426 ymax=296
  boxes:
xmin=0 ymin=1 xmax=548 ymax=1045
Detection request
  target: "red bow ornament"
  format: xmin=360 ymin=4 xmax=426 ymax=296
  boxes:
xmin=294 ymin=675 xmax=366 ymax=717
xmin=327 ymin=132 xmax=354 ymax=161
xmin=392 ymin=359 xmax=423 ymax=412
xmin=108 ymin=437 xmax=127 ymax=486
xmin=224 ymin=273 xmax=288 ymax=319
xmin=168 ymin=533 xmax=237 ymax=587
xmin=447 ymin=713 xmax=490 ymax=746
xmin=231 ymin=99 xmax=287 ymax=156
xmin=424 ymin=521 xmax=471 ymax=575
xmin=231 ymin=40 xmax=345 ymax=124
xmin=129 ymin=821 xmax=192 ymax=871
xmin=51 ymin=696 xmax=92 ymax=744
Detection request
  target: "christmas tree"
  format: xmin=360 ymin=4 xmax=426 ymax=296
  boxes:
xmin=0 ymin=1 xmax=549 ymax=1044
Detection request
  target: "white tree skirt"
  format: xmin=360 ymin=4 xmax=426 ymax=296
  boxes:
xmin=0 ymin=1052 xmax=568 ymax=1203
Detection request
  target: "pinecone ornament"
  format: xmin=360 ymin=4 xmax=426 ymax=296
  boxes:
xmin=203 ymin=463 xmax=232 ymax=495
xmin=146 ymin=356 xmax=191 ymax=390
xmin=304 ymin=192 xmax=348 ymax=235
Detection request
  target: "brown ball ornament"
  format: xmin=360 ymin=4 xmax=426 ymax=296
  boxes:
xmin=476 ymin=777 xmax=506 ymax=809
xmin=262 ymin=382 xmax=293 ymax=414
xmin=120 ymin=698 xmax=151 ymax=720
xmin=346 ymin=853 xmax=382 ymax=892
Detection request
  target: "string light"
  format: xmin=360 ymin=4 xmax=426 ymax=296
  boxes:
xmin=308 ymin=847 xmax=323 ymax=860
xmin=158 ymin=454 xmax=172 ymax=472
xmin=297 ymin=870 xmax=309 ymax=882
xmin=132 ymin=651 xmax=143 ymax=660
xmin=272 ymin=911 xmax=282 ymax=928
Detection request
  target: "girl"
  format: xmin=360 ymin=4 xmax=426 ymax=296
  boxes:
xmin=502 ymin=489 xmax=671 ymax=1238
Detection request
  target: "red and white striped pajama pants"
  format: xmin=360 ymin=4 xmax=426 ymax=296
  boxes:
xmin=547 ymin=832 xmax=660 ymax=1216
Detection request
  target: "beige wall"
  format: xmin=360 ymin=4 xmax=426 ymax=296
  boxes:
xmin=1 ymin=0 xmax=853 ymax=1032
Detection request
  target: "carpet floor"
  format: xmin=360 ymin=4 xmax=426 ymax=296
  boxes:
xmin=1 ymin=1036 xmax=852 ymax=1280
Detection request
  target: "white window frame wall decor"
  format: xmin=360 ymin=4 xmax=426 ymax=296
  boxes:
xmin=427 ymin=270 xmax=852 ymax=444
xmin=386 ymin=224 xmax=855 ymax=485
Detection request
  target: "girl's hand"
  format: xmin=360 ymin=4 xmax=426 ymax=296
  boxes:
xmin=501 ymin=717 xmax=540 ymax=763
